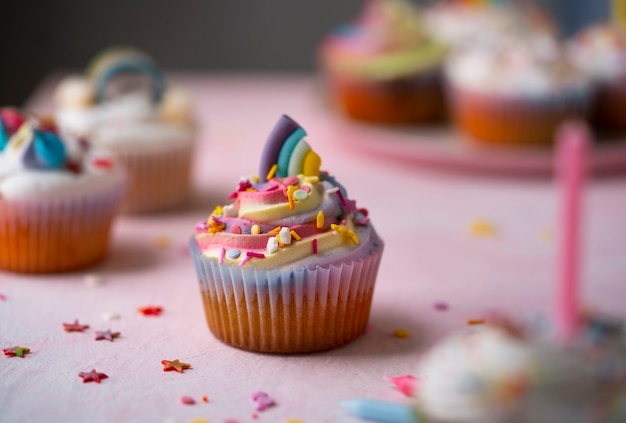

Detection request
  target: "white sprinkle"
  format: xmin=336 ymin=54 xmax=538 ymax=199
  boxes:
xmin=266 ymin=237 xmax=279 ymax=254
xmin=279 ymin=227 xmax=292 ymax=245
xmin=326 ymin=187 xmax=339 ymax=194
xmin=293 ymin=189 xmax=308 ymax=201
xmin=223 ymin=204 xmax=237 ymax=217
xmin=102 ymin=312 xmax=120 ymax=321
xmin=84 ymin=274 xmax=103 ymax=287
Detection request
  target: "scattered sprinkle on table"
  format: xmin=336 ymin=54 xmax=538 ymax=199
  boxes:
xmin=385 ymin=375 xmax=418 ymax=396
xmin=540 ymin=227 xmax=553 ymax=243
xmin=154 ymin=235 xmax=171 ymax=249
xmin=250 ymin=391 xmax=276 ymax=411
xmin=84 ymin=274 xmax=103 ymax=287
xmin=139 ymin=306 xmax=163 ymax=316
xmin=180 ymin=396 xmax=195 ymax=405
xmin=94 ymin=329 xmax=121 ymax=342
xmin=433 ymin=301 xmax=449 ymax=311
xmin=285 ymin=420 xmax=304 ymax=423
xmin=3 ymin=346 xmax=30 ymax=357
xmin=188 ymin=420 xmax=209 ymax=423
xmin=63 ymin=319 xmax=90 ymax=332
xmin=0 ymin=294 xmax=6 ymax=301
xmin=469 ymin=218 xmax=497 ymax=237
xmin=202 ymin=395 xmax=209 ymax=403
xmin=393 ymin=329 xmax=411 ymax=338
xmin=161 ymin=359 xmax=192 ymax=373
xmin=101 ymin=312 xmax=121 ymax=321
xmin=468 ymin=319 xmax=486 ymax=325
xmin=79 ymin=369 xmax=108 ymax=383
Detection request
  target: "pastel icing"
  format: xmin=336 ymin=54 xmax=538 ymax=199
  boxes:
xmin=445 ymin=38 xmax=592 ymax=99
xmin=0 ymin=108 xmax=26 ymax=152
xmin=417 ymin=314 xmax=626 ymax=422
xmin=321 ymin=0 xmax=448 ymax=81
xmin=0 ymin=122 xmax=126 ymax=200
xmin=194 ymin=116 xmax=377 ymax=270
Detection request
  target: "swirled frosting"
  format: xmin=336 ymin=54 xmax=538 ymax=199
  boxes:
xmin=193 ymin=115 xmax=380 ymax=270
xmin=0 ymin=119 xmax=126 ymax=200
xmin=417 ymin=314 xmax=626 ymax=422
xmin=568 ymin=24 xmax=626 ymax=82
xmin=320 ymin=0 xmax=447 ymax=81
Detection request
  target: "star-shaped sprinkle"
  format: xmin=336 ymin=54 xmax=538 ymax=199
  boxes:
xmin=79 ymin=369 xmax=108 ymax=383
xmin=250 ymin=391 xmax=276 ymax=411
xmin=139 ymin=306 xmax=163 ymax=316
xmin=3 ymin=346 xmax=30 ymax=357
xmin=94 ymin=329 xmax=120 ymax=342
xmin=161 ymin=359 xmax=191 ymax=373
xmin=63 ymin=319 xmax=90 ymax=332
xmin=385 ymin=375 xmax=418 ymax=396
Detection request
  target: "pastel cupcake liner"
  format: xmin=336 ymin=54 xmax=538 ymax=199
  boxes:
xmin=0 ymin=184 xmax=126 ymax=273
xmin=447 ymin=85 xmax=592 ymax=146
xmin=108 ymin=142 xmax=193 ymax=213
xmin=327 ymin=70 xmax=445 ymax=124
xmin=190 ymin=239 xmax=384 ymax=353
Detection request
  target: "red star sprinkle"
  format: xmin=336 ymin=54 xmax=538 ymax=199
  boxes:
xmin=63 ymin=319 xmax=90 ymax=332
xmin=161 ymin=359 xmax=191 ymax=373
xmin=3 ymin=346 xmax=30 ymax=357
xmin=92 ymin=158 xmax=113 ymax=169
xmin=94 ymin=329 xmax=121 ymax=342
xmin=138 ymin=306 xmax=163 ymax=316
xmin=79 ymin=369 xmax=108 ymax=383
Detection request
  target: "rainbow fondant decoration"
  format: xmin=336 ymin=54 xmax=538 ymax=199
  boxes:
xmin=10 ymin=125 xmax=66 ymax=170
xmin=0 ymin=108 xmax=26 ymax=152
xmin=259 ymin=115 xmax=321 ymax=182
xmin=86 ymin=46 xmax=166 ymax=105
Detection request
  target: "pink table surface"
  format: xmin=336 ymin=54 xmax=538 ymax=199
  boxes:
xmin=3 ymin=73 xmax=626 ymax=423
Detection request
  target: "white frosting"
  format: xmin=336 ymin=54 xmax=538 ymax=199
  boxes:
xmin=568 ymin=25 xmax=626 ymax=82
xmin=445 ymin=39 xmax=591 ymax=99
xmin=0 ymin=128 xmax=126 ymax=200
xmin=417 ymin=325 xmax=626 ymax=423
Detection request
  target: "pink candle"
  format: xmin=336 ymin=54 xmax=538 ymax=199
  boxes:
xmin=554 ymin=122 xmax=590 ymax=341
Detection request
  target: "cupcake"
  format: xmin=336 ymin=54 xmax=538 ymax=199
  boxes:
xmin=190 ymin=115 xmax=384 ymax=353
xmin=319 ymin=0 xmax=448 ymax=124
xmin=568 ymin=24 xmax=626 ymax=133
xmin=55 ymin=47 xmax=196 ymax=213
xmin=416 ymin=314 xmax=626 ymax=423
xmin=0 ymin=118 xmax=126 ymax=273
xmin=445 ymin=38 xmax=592 ymax=147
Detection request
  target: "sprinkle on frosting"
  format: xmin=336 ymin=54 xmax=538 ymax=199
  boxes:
xmin=316 ymin=211 xmax=325 ymax=229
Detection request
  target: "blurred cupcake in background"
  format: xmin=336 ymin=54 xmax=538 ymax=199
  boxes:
xmin=422 ymin=0 xmax=558 ymax=51
xmin=568 ymin=24 xmax=626 ymax=133
xmin=445 ymin=37 xmax=592 ymax=147
xmin=319 ymin=0 xmax=448 ymax=125
xmin=55 ymin=47 xmax=196 ymax=213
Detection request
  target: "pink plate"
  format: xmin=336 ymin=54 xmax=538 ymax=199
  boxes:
xmin=334 ymin=120 xmax=626 ymax=176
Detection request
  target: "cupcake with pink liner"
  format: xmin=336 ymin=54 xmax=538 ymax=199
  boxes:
xmin=445 ymin=37 xmax=592 ymax=147
xmin=0 ymin=117 xmax=126 ymax=273
xmin=55 ymin=46 xmax=195 ymax=213
xmin=320 ymin=0 xmax=448 ymax=124
xmin=568 ymin=24 xmax=626 ymax=133
xmin=190 ymin=115 xmax=384 ymax=353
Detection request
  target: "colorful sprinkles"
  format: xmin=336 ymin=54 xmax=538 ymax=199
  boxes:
xmin=3 ymin=346 xmax=30 ymax=358
xmin=161 ymin=359 xmax=192 ymax=373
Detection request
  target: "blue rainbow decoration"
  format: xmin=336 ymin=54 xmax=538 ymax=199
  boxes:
xmin=0 ymin=120 xmax=8 ymax=152
xmin=88 ymin=47 xmax=166 ymax=105
xmin=22 ymin=129 xmax=66 ymax=170
xmin=259 ymin=115 xmax=321 ymax=181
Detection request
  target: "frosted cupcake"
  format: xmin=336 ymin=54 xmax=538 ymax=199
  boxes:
xmin=445 ymin=38 xmax=592 ymax=147
xmin=190 ymin=115 xmax=384 ymax=353
xmin=0 ymin=119 xmax=126 ymax=273
xmin=417 ymin=314 xmax=626 ymax=422
xmin=320 ymin=0 xmax=448 ymax=124
xmin=55 ymin=47 xmax=195 ymax=213
xmin=568 ymin=24 xmax=626 ymax=133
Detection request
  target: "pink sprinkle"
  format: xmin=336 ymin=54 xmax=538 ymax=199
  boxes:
xmin=250 ymin=391 xmax=276 ymax=411
xmin=246 ymin=251 xmax=265 ymax=259
xmin=312 ymin=239 xmax=318 ymax=254
xmin=265 ymin=184 xmax=279 ymax=192
xmin=341 ymin=219 xmax=347 ymax=225
xmin=433 ymin=301 xmax=449 ymax=311
xmin=239 ymin=256 xmax=251 ymax=267
xmin=284 ymin=175 xmax=299 ymax=186
xmin=336 ymin=189 xmax=347 ymax=206
xmin=180 ymin=396 xmax=195 ymax=405
xmin=231 ymin=224 xmax=242 ymax=234
xmin=0 ymin=294 xmax=5 ymax=301
xmin=301 ymin=185 xmax=311 ymax=193
xmin=218 ymin=247 xmax=225 ymax=264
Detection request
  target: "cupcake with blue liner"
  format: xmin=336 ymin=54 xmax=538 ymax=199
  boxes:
xmin=55 ymin=47 xmax=195 ymax=213
xmin=190 ymin=115 xmax=384 ymax=353
xmin=0 ymin=118 xmax=126 ymax=273
xmin=319 ymin=0 xmax=448 ymax=124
